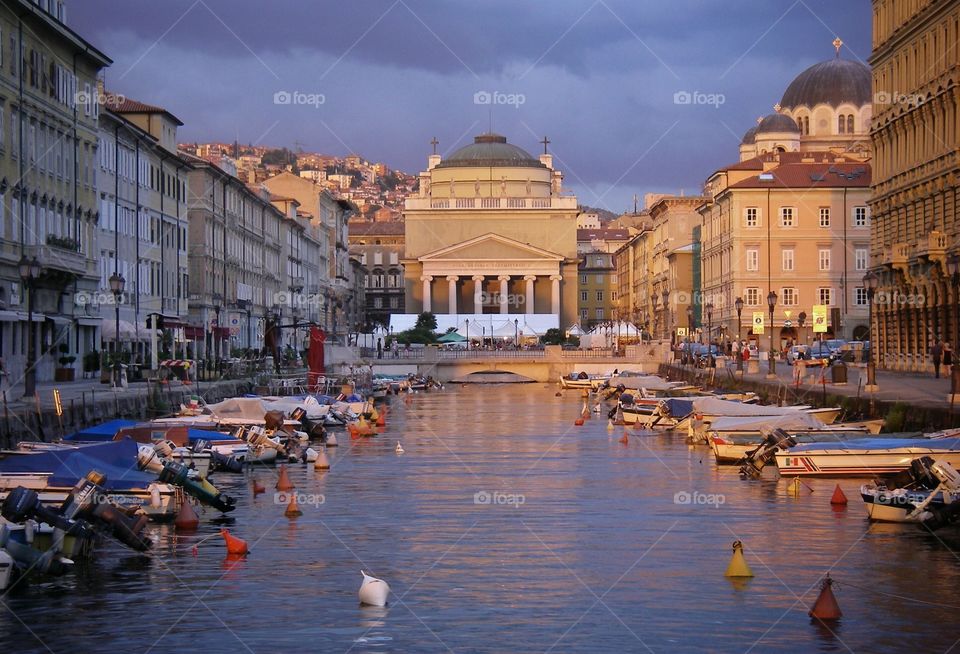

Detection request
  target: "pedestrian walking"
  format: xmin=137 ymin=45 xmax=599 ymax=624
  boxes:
xmin=944 ymin=342 xmax=954 ymax=371
xmin=932 ymin=340 xmax=944 ymax=378
xmin=377 ymin=338 xmax=383 ymax=359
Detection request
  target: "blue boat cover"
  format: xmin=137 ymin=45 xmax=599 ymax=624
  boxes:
xmin=0 ymin=439 xmax=156 ymax=490
xmin=187 ymin=429 xmax=239 ymax=443
xmin=62 ymin=419 xmax=138 ymax=442
xmin=662 ymin=398 xmax=695 ymax=417
xmin=789 ymin=437 xmax=960 ymax=452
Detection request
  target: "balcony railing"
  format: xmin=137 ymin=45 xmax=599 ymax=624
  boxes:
xmin=27 ymin=243 xmax=91 ymax=277
xmin=410 ymin=196 xmax=578 ymax=211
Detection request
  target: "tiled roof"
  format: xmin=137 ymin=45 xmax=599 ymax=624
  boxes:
xmin=105 ymin=92 xmax=184 ymax=126
xmin=728 ymin=161 xmax=871 ymax=189
xmin=348 ymin=221 xmax=405 ymax=236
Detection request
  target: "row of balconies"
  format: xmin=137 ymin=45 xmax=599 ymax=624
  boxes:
xmin=885 ymin=231 xmax=950 ymax=272
xmin=409 ymin=196 xmax=578 ymax=211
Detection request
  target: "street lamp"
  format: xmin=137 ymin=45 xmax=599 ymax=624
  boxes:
xmin=685 ymin=305 xmax=693 ymax=366
xmin=514 ymin=318 xmax=519 ymax=348
xmin=797 ymin=311 xmax=807 ymax=347
xmin=465 ymin=319 xmax=470 ymax=350
xmin=863 ymin=270 xmax=880 ymax=393
xmin=705 ymin=302 xmax=714 ymax=366
xmin=109 ymin=272 xmax=126 ymax=388
xmin=18 ymin=256 xmax=41 ymax=398
xmin=735 ymin=296 xmax=744 ymax=373
xmin=766 ymin=290 xmax=777 ymax=378
xmin=662 ymin=290 xmax=670 ymax=341
xmin=946 ymin=252 xmax=960 ymax=401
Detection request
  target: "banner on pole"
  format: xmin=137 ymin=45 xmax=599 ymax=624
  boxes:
xmin=752 ymin=311 xmax=765 ymax=335
xmin=812 ymin=305 xmax=828 ymax=333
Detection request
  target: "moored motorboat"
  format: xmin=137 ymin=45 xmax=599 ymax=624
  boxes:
xmin=776 ymin=432 xmax=960 ymax=477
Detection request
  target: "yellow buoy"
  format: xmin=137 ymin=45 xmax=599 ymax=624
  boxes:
xmin=607 ymin=419 xmax=614 ymax=431
xmin=787 ymin=477 xmax=802 ymax=496
xmin=724 ymin=540 xmax=753 ymax=578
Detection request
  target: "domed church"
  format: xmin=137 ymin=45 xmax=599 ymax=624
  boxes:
xmin=398 ymin=134 xmax=580 ymax=335
xmin=739 ymin=41 xmax=872 ymax=161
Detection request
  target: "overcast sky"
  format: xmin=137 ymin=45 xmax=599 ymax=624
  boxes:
xmin=70 ymin=0 xmax=871 ymax=213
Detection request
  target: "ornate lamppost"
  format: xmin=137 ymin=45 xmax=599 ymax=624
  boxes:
xmin=705 ymin=302 xmax=714 ymax=366
xmin=735 ymin=296 xmax=744 ymax=374
xmin=18 ymin=256 xmax=41 ymax=398
xmin=863 ymin=271 xmax=879 ymax=392
xmin=662 ymin=290 xmax=670 ymax=342
xmin=766 ymin=290 xmax=777 ymax=379
xmin=514 ymin=318 xmax=519 ymax=348
xmin=109 ymin=272 xmax=126 ymax=388
xmin=685 ymin=305 xmax=693 ymax=366
xmin=465 ymin=319 xmax=470 ymax=350
xmin=948 ymin=254 xmax=960 ymax=402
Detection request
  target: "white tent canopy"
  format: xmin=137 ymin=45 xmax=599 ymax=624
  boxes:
xmin=586 ymin=321 xmax=642 ymax=337
xmin=101 ymin=319 xmax=159 ymax=342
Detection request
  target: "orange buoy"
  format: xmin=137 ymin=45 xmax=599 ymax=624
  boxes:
xmin=284 ymin=493 xmax=303 ymax=518
xmin=574 ymin=417 xmax=585 ymax=426
xmin=618 ymin=432 xmax=629 ymax=445
xmin=252 ymin=480 xmax=265 ymax=495
xmin=220 ymin=529 xmax=249 ymax=556
xmin=376 ymin=415 xmax=386 ymax=427
xmin=174 ymin=499 xmax=200 ymax=530
xmin=276 ymin=464 xmax=295 ymax=491
xmin=404 ymin=394 xmax=412 ymax=405
xmin=830 ymin=485 xmax=848 ymax=506
xmin=809 ymin=574 xmax=842 ymax=620
xmin=555 ymin=391 xmax=562 ymax=397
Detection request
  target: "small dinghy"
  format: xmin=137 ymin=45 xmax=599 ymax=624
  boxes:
xmin=359 ymin=570 xmax=390 ymax=606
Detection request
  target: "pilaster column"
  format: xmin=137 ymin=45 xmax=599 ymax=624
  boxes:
xmin=446 ymin=275 xmax=458 ymax=315
xmin=472 ymin=275 xmax=485 ymax=313
xmin=420 ymin=275 xmax=433 ymax=313
xmin=550 ymin=274 xmax=562 ymax=316
xmin=524 ymin=275 xmax=537 ymax=315
xmin=498 ymin=275 xmax=510 ymax=314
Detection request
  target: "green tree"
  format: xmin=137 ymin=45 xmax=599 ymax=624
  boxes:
xmin=541 ymin=328 xmax=565 ymax=345
xmin=415 ymin=312 xmax=438 ymax=331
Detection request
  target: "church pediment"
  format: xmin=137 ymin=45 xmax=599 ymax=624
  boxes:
xmin=419 ymin=233 xmax=564 ymax=262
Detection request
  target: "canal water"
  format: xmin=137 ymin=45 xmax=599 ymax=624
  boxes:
xmin=3 ymin=385 xmax=960 ymax=653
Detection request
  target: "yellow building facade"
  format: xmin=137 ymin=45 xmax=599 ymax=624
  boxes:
xmin=401 ymin=134 xmax=579 ymax=333
xmin=869 ymin=0 xmax=960 ymax=371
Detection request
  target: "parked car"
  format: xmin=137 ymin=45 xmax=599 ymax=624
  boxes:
xmin=786 ymin=345 xmax=809 ymax=364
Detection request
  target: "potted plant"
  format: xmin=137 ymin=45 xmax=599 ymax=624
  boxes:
xmin=83 ymin=350 xmax=100 ymax=380
xmin=55 ymin=344 xmax=76 ymax=382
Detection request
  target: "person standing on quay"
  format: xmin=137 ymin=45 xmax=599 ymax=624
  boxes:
xmin=944 ymin=342 xmax=954 ymax=375
xmin=377 ymin=338 xmax=383 ymax=359
xmin=932 ymin=340 xmax=944 ymax=378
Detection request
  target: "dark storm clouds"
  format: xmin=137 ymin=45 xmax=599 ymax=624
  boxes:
xmin=69 ymin=0 xmax=871 ymax=212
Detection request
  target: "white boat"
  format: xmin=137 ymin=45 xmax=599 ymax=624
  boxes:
xmin=15 ymin=440 xmax=213 ymax=478
xmin=776 ymin=434 xmax=960 ymax=477
xmin=680 ymin=397 xmax=842 ymax=441
xmin=860 ymin=458 xmax=960 ymax=523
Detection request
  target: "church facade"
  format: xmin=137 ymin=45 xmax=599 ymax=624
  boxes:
xmin=399 ymin=134 xmax=579 ymax=336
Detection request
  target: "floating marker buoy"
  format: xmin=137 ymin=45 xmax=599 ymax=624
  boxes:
xmin=555 ymin=391 xmax=563 ymax=397
xmin=395 ymin=441 xmax=404 ymax=454
xmin=326 ymin=434 xmax=338 ymax=447
xmin=574 ymin=417 xmax=585 ymax=426
xmin=359 ymin=570 xmax=390 ymax=606
xmin=404 ymin=394 xmax=412 ymax=405
xmin=314 ymin=449 xmax=330 ymax=469
xmin=276 ymin=464 xmax=295 ymax=491
xmin=618 ymin=432 xmax=629 ymax=445
xmin=830 ymin=485 xmax=848 ymax=506
xmin=725 ymin=540 xmax=753 ymax=578
xmin=607 ymin=420 xmax=614 ymax=431
xmin=581 ymin=389 xmax=589 ymax=398
xmin=809 ymin=574 xmax=842 ymax=620
xmin=376 ymin=414 xmax=386 ymax=427
xmin=174 ymin=499 xmax=200 ymax=530
xmin=220 ymin=529 xmax=248 ymax=556
xmin=252 ymin=480 xmax=265 ymax=495
xmin=284 ymin=493 xmax=302 ymax=518
xmin=787 ymin=477 xmax=802 ymax=496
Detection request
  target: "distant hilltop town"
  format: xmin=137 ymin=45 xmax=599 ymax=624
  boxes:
xmin=178 ymin=142 xmax=419 ymax=222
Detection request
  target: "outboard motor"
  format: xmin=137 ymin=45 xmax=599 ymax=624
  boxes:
xmin=58 ymin=472 xmax=152 ymax=551
xmin=738 ymin=428 xmax=797 ymax=479
xmin=917 ymin=460 xmax=960 ymax=530
xmin=192 ymin=438 xmax=243 ymax=473
xmin=156 ymin=460 xmax=237 ymax=513
xmin=0 ymin=524 xmax=73 ymax=577
xmin=2 ymin=487 xmax=95 ymax=541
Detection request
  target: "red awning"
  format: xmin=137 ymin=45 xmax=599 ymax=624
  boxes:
xmin=183 ymin=325 xmax=205 ymax=340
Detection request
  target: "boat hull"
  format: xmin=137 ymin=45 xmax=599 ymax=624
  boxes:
xmin=777 ymin=450 xmax=960 ymax=477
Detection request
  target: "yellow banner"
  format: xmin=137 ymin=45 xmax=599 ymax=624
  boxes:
xmin=676 ymin=327 xmax=687 ymax=337
xmin=752 ymin=311 xmax=765 ymax=335
xmin=812 ymin=304 xmax=828 ymax=333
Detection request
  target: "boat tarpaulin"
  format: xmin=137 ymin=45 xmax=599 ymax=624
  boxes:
xmin=206 ymin=397 xmax=269 ymax=420
xmin=661 ymin=398 xmax=695 ymax=418
xmin=62 ymin=419 xmax=138 ymax=442
xmin=709 ymin=413 xmax=827 ymax=432
xmin=692 ymin=397 xmax=805 ymax=417
xmin=0 ymin=439 xmax=155 ymax=490
xmin=789 ymin=437 xmax=960 ymax=453
xmin=611 ymin=374 xmax=681 ymax=391
xmin=187 ymin=429 xmax=239 ymax=443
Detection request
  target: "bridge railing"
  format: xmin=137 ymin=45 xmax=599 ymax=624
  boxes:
xmin=437 ymin=349 xmax=546 ymax=359
xmin=560 ymin=348 xmax=620 ymax=359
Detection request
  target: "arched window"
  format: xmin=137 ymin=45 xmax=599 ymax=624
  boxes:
xmin=846 ymin=115 xmax=855 ymax=133
xmin=838 ymin=115 xmax=846 ymax=134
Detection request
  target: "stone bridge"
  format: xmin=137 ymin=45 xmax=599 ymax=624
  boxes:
xmin=361 ymin=344 xmax=671 ymax=383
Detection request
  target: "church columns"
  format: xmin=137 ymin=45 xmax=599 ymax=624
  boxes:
xmin=472 ymin=275 xmax=485 ymax=313
xmin=550 ymin=275 xmax=562 ymax=316
xmin=524 ymin=275 xmax=536 ymax=315
xmin=498 ymin=276 xmax=510 ymax=314
xmin=447 ymin=276 xmax=458 ymax=315
xmin=421 ymin=275 xmax=433 ymax=313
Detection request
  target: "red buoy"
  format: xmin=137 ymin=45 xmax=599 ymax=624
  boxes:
xmin=618 ymin=433 xmax=629 ymax=445
xmin=809 ymin=574 xmax=842 ymax=620
xmin=174 ymin=499 xmax=200 ymax=530
xmin=252 ymin=480 xmax=265 ymax=495
xmin=275 ymin=464 xmax=295 ymax=491
xmin=574 ymin=418 xmax=585 ymax=426
xmin=830 ymin=485 xmax=848 ymax=506
xmin=220 ymin=529 xmax=249 ymax=556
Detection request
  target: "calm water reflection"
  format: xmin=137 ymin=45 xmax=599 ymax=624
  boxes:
xmin=3 ymin=385 xmax=960 ymax=653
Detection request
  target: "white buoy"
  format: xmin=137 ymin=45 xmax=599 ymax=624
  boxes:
xmin=314 ymin=449 xmax=330 ymax=469
xmin=592 ymin=403 xmax=601 ymax=414
xmin=303 ymin=447 xmax=319 ymax=463
xmin=395 ymin=441 xmax=404 ymax=454
xmin=326 ymin=434 xmax=338 ymax=447
xmin=359 ymin=570 xmax=390 ymax=606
